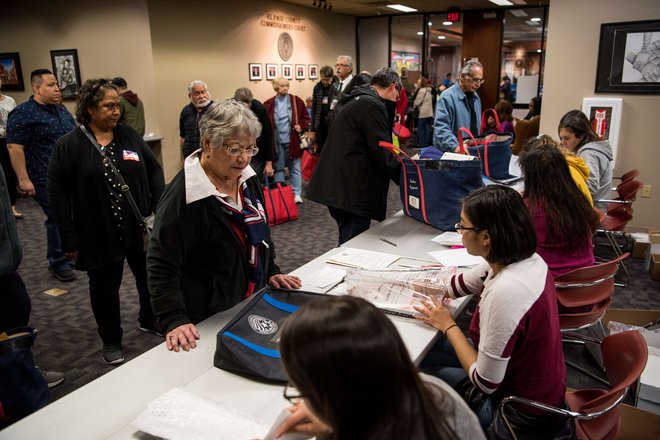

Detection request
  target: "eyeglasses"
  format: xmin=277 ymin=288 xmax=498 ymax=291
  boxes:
xmin=469 ymin=76 xmax=484 ymax=84
xmin=454 ymin=222 xmax=483 ymax=233
xmin=223 ymin=143 xmax=259 ymax=157
xmin=283 ymin=382 xmax=304 ymax=404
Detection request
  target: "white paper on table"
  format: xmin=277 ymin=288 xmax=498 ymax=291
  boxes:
xmin=431 ymin=231 xmax=463 ymax=246
xmin=263 ymin=408 xmax=310 ymax=440
xmin=131 ymin=387 xmax=267 ymax=440
xmin=304 ymin=266 xmax=346 ymax=289
xmin=326 ymin=247 xmax=400 ymax=269
xmin=441 ymin=152 xmax=478 ymax=161
xmin=429 ymin=248 xmax=485 ymax=267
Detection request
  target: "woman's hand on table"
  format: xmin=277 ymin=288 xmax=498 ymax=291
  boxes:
xmin=275 ymin=401 xmax=331 ymax=438
xmin=269 ymin=274 xmax=302 ymax=290
xmin=414 ymin=295 xmax=455 ymax=333
xmin=165 ymin=323 xmax=200 ymax=352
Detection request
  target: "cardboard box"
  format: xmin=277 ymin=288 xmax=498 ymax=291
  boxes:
xmin=619 ymin=404 xmax=660 ymax=440
xmin=644 ymin=229 xmax=660 ymax=275
xmin=631 ymin=232 xmax=650 ymax=259
xmin=651 ymin=253 xmax=660 ymax=281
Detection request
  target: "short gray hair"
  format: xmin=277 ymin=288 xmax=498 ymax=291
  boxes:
xmin=198 ymin=100 xmax=262 ymax=149
xmin=233 ymin=87 xmax=253 ymax=104
xmin=460 ymin=60 xmax=483 ymax=77
xmin=188 ymin=80 xmax=208 ymax=94
xmin=337 ymin=55 xmax=353 ymax=68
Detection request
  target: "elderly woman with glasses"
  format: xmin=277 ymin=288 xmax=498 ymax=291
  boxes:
xmin=415 ymin=185 xmax=570 ymax=438
xmin=48 ymin=78 xmax=165 ymax=365
xmin=147 ymin=100 xmax=301 ymax=353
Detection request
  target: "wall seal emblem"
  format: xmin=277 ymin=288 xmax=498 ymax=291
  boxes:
xmin=278 ymin=32 xmax=293 ymax=61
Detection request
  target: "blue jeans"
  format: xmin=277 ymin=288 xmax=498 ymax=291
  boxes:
xmin=420 ymin=336 xmax=494 ymax=429
xmin=34 ymin=184 xmax=73 ymax=273
xmin=417 ymin=117 xmax=433 ymax=147
xmin=273 ymin=142 xmax=301 ymax=196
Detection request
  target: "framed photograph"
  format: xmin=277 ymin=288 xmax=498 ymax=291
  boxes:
xmin=0 ymin=52 xmax=25 ymax=91
xmin=595 ymin=20 xmax=660 ymax=93
xmin=308 ymin=64 xmax=318 ymax=80
xmin=390 ymin=51 xmax=421 ymax=73
xmin=582 ymin=97 xmax=623 ymax=166
xmin=266 ymin=63 xmax=278 ymax=81
xmin=282 ymin=64 xmax=293 ymax=80
xmin=50 ymin=49 xmax=82 ymax=100
xmin=248 ymin=63 xmax=262 ymax=81
xmin=295 ymin=64 xmax=306 ymax=80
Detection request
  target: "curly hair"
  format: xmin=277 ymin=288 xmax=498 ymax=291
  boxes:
xmin=75 ymin=78 xmax=117 ymax=124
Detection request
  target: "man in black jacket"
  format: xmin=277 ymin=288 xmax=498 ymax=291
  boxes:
xmin=305 ymin=68 xmax=401 ymax=245
xmin=307 ymin=65 xmax=338 ymax=153
xmin=179 ymin=80 xmax=212 ymax=162
xmin=233 ymin=87 xmax=274 ymax=180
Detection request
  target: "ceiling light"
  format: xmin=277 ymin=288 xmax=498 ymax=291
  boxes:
xmin=488 ymin=0 xmax=513 ymax=5
xmin=530 ymin=17 xmax=541 ymax=22
xmin=438 ymin=36 xmax=446 ymax=40
xmin=428 ymin=21 xmax=432 ymax=26
xmin=386 ymin=4 xmax=417 ymax=12
xmin=536 ymin=49 xmax=542 ymax=53
xmin=443 ymin=21 xmax=452 ymax=26
xmin=417 ymin=31 xmax=424 ymax=36
xmin=509 ymin=9 xmax=528 ymax=17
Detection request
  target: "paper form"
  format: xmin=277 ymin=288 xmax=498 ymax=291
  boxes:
xmin=431 ymin=231 xmax=463 ymax=246
xmin=303 ymin=266 xmax=346 ymax=290
xmin=325 ymin=247 xmax=400 ymax=269
xmin=428 ymin=248 xmax=485 ymax=267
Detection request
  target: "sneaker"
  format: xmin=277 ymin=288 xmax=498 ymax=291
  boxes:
xmin=138 ymin=321 xmax=163 ymax=337
xmin=49 ymin=267 xmax=76 ymax=282
xmin=103 ymin=342 xmax=125 ymax=365
xmin=35 ymin=366 xmax=65 ymax=388
xmin=294 ymin=195 xmax=303 ymax=204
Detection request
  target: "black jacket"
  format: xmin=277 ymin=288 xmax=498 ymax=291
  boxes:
xmin=48 ymin=125 xmax=165 ymax=270
xmin=305 ymin=85 xmax=400 ymax=221
xmin=147 ymin=171 xmax=281 ymax=333
xmin=179 ymin=102 xmax=212 ymax=158
xmin=251 ymin=99 xmax=274 ymax=163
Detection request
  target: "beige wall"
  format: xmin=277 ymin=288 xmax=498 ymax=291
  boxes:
xmin=148 ymin=0 xmax=355 ymax=179
xmin=542 ymin=0 xmax=660 ymax=229
xmin=1 ymin=0 xmax=160 ymax=135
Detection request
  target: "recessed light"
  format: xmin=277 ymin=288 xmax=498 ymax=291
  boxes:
xmin=417 ymin=31 xmax=424 ymax=36
xmin=488 ymin=0 xmax=513 ymax=5
xmin=443 ymin=21 xmax=452 ymax=26
xmin=536 ymin=49 xmax=542 ymax=53
xmin=438 ymin=36 xmax=446 ymax=40
xmin=531 ymin=17 xmax=541 ymax=22
xmin=428 ymin=21 xmax=432 ymax=26
xmin=386 ymin=4 xmax=417 ymax=12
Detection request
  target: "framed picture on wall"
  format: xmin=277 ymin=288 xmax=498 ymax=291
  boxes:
xmin=0 ymin=52 xmax=25 ymax=92
xmin=50 ymin=49 xmax=82 ymax=100
xmin=308 ymin=64 xmax=318 ymax=80
xmin=390 ymin=51 xmax=421 ymax=74
xmin=266 ymin=63 xmax=278 ymax=81
xmin=595 ymin=20 xmax=660 ymax=94
xmin=249 ymin=63 xmax=262 ymax=81
xmin=282 ymin=64 xmax=293 ymax=80
xmin=582 ymin=97 xmax=623 ymax=166
xmin=295 ymin=64 xmax=305 ymax=80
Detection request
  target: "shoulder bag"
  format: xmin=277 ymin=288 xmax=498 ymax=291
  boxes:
xmin=80 ymin=125 xmax=152 ymax=252
xmin=291 ymin=96 xmax=312 ymax=150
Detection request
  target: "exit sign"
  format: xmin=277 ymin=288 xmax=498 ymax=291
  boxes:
xmin=447 ymin=11 xmax=460 ymax=22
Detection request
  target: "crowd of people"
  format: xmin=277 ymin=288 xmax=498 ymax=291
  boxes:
xmin=0 ymin=53 xmax=616 ymax=438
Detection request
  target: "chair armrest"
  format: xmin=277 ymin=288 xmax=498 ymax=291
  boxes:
xmin=598 ymin=199 xmax=632 ymax=205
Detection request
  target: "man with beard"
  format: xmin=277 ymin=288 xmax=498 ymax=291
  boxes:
xmin=305 ymin=68 xmax=401 ymax=245
xmin=179 ymin=80 xmax=213 ymax=161
xmin=306 ymin=65 xmax=338 ymax=153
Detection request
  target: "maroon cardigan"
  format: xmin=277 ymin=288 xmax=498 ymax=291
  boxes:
xmin=263 ymin=94 xmax=310 ymax=159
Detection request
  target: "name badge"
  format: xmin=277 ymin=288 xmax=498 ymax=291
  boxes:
xmin=322 ymin=96 xmax=329 ymax=105
xmin=122 ymin=150 xmax=140 ymax=162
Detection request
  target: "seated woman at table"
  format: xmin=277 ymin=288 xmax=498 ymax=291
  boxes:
xmin=519 ymin=137 xmax=599 ymax=277
xmin=558 ymin=110 xmax=613 ymax=211
xmin=275 ymin=295 xmax=485 ymax=440
xmin=415 ymin=185 xmax=570 ymax=438
xmin=147 ymin=100 xmax=301 ymax=353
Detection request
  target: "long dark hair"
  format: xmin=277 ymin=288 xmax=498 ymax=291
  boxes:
xmin=280 ymin=296 xmax=455 ymax=440
xmin=520 ymin=138 xmax=599 ymax=251
xmin=557 ymin=109 xmax=599 ymax=149
xmin=462 ymin=185 xmax=537 ymax=265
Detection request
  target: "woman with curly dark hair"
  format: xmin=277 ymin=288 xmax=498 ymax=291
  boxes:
xmin=519 ymin=137 xmax=600 ymax=277
xmin=48 ymin=78 xmax=165 ymax=365
xmin=276 ymin=295 xmax=484 ymax=440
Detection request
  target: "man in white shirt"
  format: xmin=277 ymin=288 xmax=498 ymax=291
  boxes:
xmin=335 ymin=55 xmax=354 ymax=94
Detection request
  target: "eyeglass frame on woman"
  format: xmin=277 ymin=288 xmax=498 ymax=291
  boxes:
xmin=454 ymin=222 xmax=483 ymax=233
xmin=283 ymin=381 xmax=304 ymax=404
xmin=222 ymin=143 xmax=259 ymax=157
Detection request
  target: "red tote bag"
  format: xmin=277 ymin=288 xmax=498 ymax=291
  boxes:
xmin=302 ymin=150 xmax=319 ymax=181
xmin=262 ymin=179 xmax=299 ymax=226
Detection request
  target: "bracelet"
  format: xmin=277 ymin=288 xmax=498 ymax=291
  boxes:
xmin=443 ymin=324 xmax=458 ymax=336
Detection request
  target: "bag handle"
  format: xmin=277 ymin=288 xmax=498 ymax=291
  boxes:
xmin=379 ymin=141 xmax=429 ymax=225
xmin=80 ymin=125 xmax=147 ymax=232
xmin=456 ymin=127 xmax=477 ymax=155
xmin=480 ymin=108 xmax=501 ymax=133
xmin=276 ymin=183 xmax=292 ymax=221
xmin=262 ymin=176 xmax=277 ymax=224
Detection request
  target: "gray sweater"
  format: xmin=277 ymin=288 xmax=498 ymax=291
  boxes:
xmin=577 ymin=140 xmax=613 ymax=211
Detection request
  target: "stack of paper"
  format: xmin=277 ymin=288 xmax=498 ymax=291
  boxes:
xmin=326 ymin=247 xmax=400 ymax=269
xmin=431 ymin=231 xmax=463 ymax=247
xmin=428 ymin=248 xmax=485 ymax=267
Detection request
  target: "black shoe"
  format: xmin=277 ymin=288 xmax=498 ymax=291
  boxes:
xmin=103 ymin=342 xmax=124 ymax=365
xmin=35 ymin=366 xmax=65 ymax=388
xmin=49 ymin=267 xmax=76 ymax=282
xmin=138 ymin=321 xmax=163 ymax=337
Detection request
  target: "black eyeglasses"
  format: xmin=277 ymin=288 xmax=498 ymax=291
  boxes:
xmin=283 ymin=382 xmax=303 ymax=404
xmin=454 ymin=222 xmax=483 ymax=233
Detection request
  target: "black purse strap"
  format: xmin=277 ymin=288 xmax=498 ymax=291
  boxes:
xmin=79 ymin=125 xmax=146 ymax=229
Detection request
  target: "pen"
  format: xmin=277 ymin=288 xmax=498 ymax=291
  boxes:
xmin=380 ymin=238 xmax=397 ymax=247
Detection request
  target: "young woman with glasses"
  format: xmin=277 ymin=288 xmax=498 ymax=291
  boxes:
xmin=276 ymin=295 xmax=485 ymax=440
